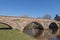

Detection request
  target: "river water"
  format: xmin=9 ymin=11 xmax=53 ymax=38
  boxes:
xmin=49 ymin=36 xmax=60 ymax=40
xmin=37 ymin=29 xmax=60 ymax=40
xmin=24 ymin=28 xmax=60 ymax=40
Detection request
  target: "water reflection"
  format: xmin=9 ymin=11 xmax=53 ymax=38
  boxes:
xmin=49 ymin=35 xmax=60 ymax=40
xmin=23 ymin=27 xmax=44 ymax=37
xmin=49 ymin=22 xmax=58 ymax=34
xmin=49 ymin=36 xmax=58 ymax=40
xmin=23 ymin=22 xmax=60 ymax=40
xmin=23 ymin=22 xmax=44 ymax=37
xmin=49 ymin=28 xmax=58 ymax=34
xmin=34 ymin=29 xmax=43 ymax=38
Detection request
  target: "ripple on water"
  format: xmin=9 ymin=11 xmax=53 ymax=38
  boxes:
xmin=49 ymin=35 xmax=60 ymax=40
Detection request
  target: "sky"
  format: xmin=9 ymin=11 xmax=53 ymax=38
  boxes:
xmin=0 ymin=0 xmax=60 ymax=18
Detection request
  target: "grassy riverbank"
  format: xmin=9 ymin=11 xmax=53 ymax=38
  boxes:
xmin=0 ymin=29 xmax=36 ymax=40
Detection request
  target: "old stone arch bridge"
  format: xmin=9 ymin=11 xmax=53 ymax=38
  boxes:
xmin=0 ymin=16 xmax=60 ymax=37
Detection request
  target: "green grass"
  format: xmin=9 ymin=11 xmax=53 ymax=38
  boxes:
xmin=0 ymin=23 xmax=10 ymax=28
xmin=0 ymin=29 xmax=36 ymax=40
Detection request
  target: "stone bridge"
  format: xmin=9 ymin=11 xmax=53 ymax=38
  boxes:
xmin=0 ymin=16 xmax=60 ymax=38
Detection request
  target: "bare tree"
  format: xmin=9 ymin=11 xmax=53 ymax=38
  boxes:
xmin=43 ymin=14 xmax=51 ymax=19
xmin=21 ymin=15 xmax=29 ymax=18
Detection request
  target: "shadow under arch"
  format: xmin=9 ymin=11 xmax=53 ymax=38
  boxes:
xmin=0 ymin=22 xmax=12 ymax=30
xmin=23 ymin=22 xmax=44 ymax=38
xmin=49 ymin=22 xmax=58 ymax=34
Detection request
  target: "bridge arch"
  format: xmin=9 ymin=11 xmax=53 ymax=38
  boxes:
xmin=0 ymin=22 xmax=12 ymax=29
xmin=49 ymin=22 xmax=58 ymax=34
xmin=23 ymin=22 xmax=44 ymax=37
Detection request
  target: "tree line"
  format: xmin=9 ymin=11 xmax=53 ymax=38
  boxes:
xmin=42 ymin=14 xmax=60 ymax=21
xmin=54 ymin=14 xmax=60 ymax=21
xmin=21 ymin=14 xmax=60 ymax=21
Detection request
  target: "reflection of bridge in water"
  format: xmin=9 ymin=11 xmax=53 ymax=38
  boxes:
xmin=23 ymin=22 xmax=60 ymax=40
xmin=0 ymin=16 xmax=60 ymax=40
